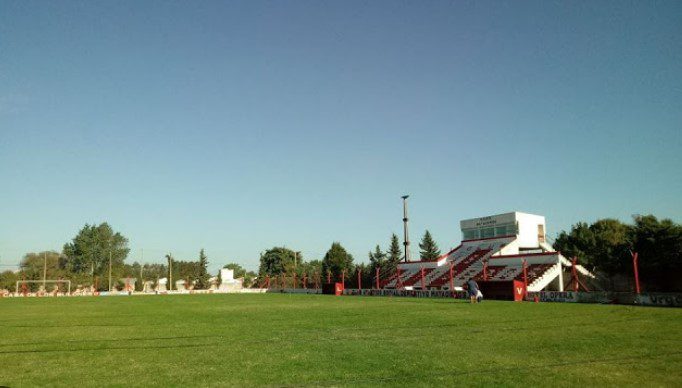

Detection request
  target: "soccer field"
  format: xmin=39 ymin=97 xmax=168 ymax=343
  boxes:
xmin=1 ymin=294 xmax=681 ymax=387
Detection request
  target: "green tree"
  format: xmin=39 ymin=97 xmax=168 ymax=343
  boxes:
xmin=589 ymin=219 xmax=632 ymax=274
xmin=123 ymin=261 xmax=143 ymax=291
xmin=258 ymin=247 xmax=298 ymax=276
xmin=369 ymin=245 xmax=385 ymax=265
xmin=158 ymin=255 xmax=199 ymax=290
xmin=353 ymin=262 xmax=373 ymax=289
xmin=17 ymin=251 xmax=92 ymax=291
xmin=554 ymin=219 xmax=631 ymax=274
xmin=62 ymin=223 xmax=130 ymax=290
xmin=195 ymin=249 xmax=210 ymax=289
xmin=419 ymin=230 xmax=441 ymax=261
xmin=0 ymin=270 xmax=18 ymax=291
xmin=20 ymin=251 xmax=63 ymax=280
xmin=301 ymin=259 xmax=323 ymax=277
xmin=296 ymin=259 xmax=323 ymax=287
xmin=631 ymin=215 xmax=682 ymax=291
xmin=385 ymin=233 xmax=403 ymax=273
xmin=554 ymin=215 xmax=682 ymax=291
xmin=368 ymin=244 xmax=386 ymax=280
xmin=322 ymin=242 xmax=354 ymax=280
xmin=139 ymin=263 xmax=167 ymax=289
xmin=553 ymin=222 xmax=595 ymax=267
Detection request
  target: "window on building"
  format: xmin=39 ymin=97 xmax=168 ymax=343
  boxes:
xmin=481 ymin=227 xmax=494 ymax=238
xmin=538 ymin=224 xmax=545 ymax=242
xmin=463 ymin=229 xmax=477 ymax=240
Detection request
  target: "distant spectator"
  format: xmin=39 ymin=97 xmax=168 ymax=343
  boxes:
xmin=466 ymin=278 xmax=479 ymax=303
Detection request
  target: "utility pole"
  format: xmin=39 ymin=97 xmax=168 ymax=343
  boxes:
xmin=169 ymin=254 xmax=173 ymax=291
xmin=140 ymin=248 xmax=144 ymax=292
xmin=43 ymin=251 xmax=47 ymax=288
xmin=402 ymin=195 xmax=411 ymax=262
xmin=108 ymin=251 xmax=112 ymax=291
xmin=91 ymin=251 xmax=95 ymax=291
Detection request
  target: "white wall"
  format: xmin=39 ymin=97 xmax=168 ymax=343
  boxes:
xmin=516 ymin=212 xmax=546 ymax=248
xmin=488 ymin=254 xmax=559 ymax=266
xmin=220 ymin=268 xmax=234 ymax=281
xmin=496 ymin=239 xmax=519 ymax=256
xmin=459 ymin=211 xmax=545 ymax=248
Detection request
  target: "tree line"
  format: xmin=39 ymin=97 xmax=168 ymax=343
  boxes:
xmin=256 ymin=230 xmax=443 ymax=287
xmin=553 ymin=215 xmax=681 ymax=291
xmin=3 ymin=214 xmax=677 ymax=293
xmin=0 ymin=223 xmax=216 ymax=291
xmin=0 ymin=222 xmax=443 ymax=292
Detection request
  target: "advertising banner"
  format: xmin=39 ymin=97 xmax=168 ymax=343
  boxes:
xmin=343 ymin=289 xmax=467 ymax=299
xmin=637 ymin=293 xmax=682 ymax=307
xmin=526 ymin=291 xmax=578 ymax=302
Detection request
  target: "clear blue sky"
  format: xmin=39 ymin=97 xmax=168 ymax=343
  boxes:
xmin=1 ymin=1 xmax=680 ymax=274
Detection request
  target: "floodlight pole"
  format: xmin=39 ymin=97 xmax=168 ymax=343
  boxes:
xmin=402 ymin=195 xmax=411 ymax=262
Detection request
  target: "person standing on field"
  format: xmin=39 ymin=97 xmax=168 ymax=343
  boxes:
xmin=467 ymin=278 xmax=479 ymax=303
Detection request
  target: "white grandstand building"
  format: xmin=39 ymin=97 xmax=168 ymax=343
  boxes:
xmin=385 ymin=212 xmax=593 ymax=292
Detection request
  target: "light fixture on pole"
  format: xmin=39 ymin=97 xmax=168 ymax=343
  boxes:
xmin=401 ymin=195 xmax=411 ymax=262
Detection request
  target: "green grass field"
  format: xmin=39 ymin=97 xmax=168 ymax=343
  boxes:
xmin=1 ymin=294 xmax=681 ymax=387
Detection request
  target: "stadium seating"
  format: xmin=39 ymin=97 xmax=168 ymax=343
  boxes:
xmin=386 ymin=212 xmax=599 ymax=293
xmin=402 ymin=268 xmax=435 ymax=287
xmin=383 ymin=267 xmax=419 ymax=288
xmin=394 ymin=235 xmax=565 ymax=291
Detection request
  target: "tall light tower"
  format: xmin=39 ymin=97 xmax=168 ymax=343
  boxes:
xmin=402 ymin=195 xmax=411 ymax=262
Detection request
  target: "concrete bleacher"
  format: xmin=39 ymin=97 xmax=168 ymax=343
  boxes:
xmin=402 ymin=267 xmax=435 ymax=288
xmin=384 ymin=267 xmax=420 ymax=288
xmin=389 ymin=212 xmax=592 ymax=292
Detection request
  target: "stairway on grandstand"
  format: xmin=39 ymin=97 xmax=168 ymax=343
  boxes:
xmin=389 ymin=212 xmax=595 ymax=292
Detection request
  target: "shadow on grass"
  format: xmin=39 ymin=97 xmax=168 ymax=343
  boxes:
xmin=0 ymin=307 xmax=654 ymax=350
xmin=0 ymin=314 xmax=657 ymax=355
xmin=0 ymin=334 xmax=224 ymax=348
xmin=288 ymin=351 xmax=682 ymax=387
